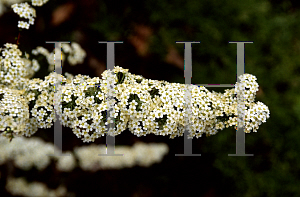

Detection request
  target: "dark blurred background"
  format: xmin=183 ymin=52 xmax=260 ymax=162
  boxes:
xmin=0 ymin=0 xmax=300 ymax=196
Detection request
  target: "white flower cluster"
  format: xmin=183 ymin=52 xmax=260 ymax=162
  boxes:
xmin=0 ymin=42 xmax=86 ymax=140
xmin=15 ymin=73 xmax=64 ymax=136
xmin=0 ymin=135 xmax=58 ymax=171
xmin=31 ymin=0 xmax=49 ymax=7
xmin=62 ymin=43 xmax=87 ymax=66
xmin=6 ymin=176 xmax=71 ymax=197
xmin=31 ymin=42 xmax=87 ymax=72
xmin=74 ymin=142 xmax=169 ymax=170
xmin=1 ymin=43 xmax=25 ymax=85
xmin=0 ymin=135 xmax=169 ymax=172
xmin=0 ymin=43 xmax=40 ymax=89
xmin=235 ymin=74 xmax=270 ymax=131
xmin=11 ymin=0 xmax=49 ymax=29
xmin=0 ymin=87 xmax=29 ymax=134
xmin=12 ymin=2 xmax=36 ymax=29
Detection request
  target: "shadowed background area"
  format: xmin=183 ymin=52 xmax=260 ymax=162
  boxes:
xmin=0 ymin=0 xmax=300 ymax=196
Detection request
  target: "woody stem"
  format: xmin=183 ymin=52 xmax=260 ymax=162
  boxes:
xmin=16 ymin=32 xmax=21 ymax=45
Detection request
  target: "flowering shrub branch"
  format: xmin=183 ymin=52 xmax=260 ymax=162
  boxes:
xmin=0 ymin=134 xmax=168 ymax=197
xmin=6 ymin=176 xmax=71 ymax=197
xmin=0 ymin=54 xmax=270 ymax=143
xmin=0 ymin=135 xmax=169 ymax=172
xmin=0 ymin=0 xmax=270 ymax=143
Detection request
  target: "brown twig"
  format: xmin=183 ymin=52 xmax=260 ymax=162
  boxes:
xmin=16 ymin=32 xmax=21 ymax=45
